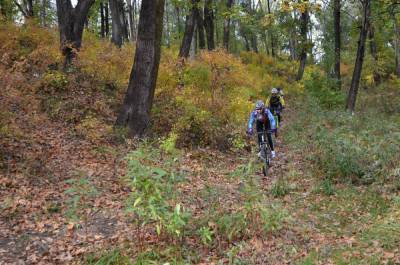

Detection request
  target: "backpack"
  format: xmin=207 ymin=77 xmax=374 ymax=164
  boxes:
xmin=269 ymin=96 xmax=281 ymax=109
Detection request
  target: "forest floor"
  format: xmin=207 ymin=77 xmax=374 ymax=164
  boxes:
xmin=1 ymin=59 xmax=398 ymax=264
xmin=0 ymin=44 xmax=400 ymax=264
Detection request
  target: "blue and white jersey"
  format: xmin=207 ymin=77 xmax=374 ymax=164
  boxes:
xmin=247 ymin=108 xmax=276 ymax=130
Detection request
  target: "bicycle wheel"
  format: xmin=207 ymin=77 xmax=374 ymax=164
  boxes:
xmin=262 ymin=146 xmax=269 ymax=176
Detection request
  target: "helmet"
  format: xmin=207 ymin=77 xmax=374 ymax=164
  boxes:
xmin=255 ymin=100 xmax=265 ymax=110
xmin=271 ymin=88 xmax=278 ymax=94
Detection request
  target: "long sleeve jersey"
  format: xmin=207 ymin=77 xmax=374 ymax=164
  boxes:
xmin=247 ymin=108 xmax=276 ymax=130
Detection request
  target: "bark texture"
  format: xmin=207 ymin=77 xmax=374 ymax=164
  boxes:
xmin=116 ymin=0 xmax=165 ymax=136
xmin=204 ymin=0 xmax=215 ymax=50
xmin=333 ymin=0 xmax=341 ymax=88
xmin=109 ymin=0 xmax=125 ymax=47
xmin=296 ymin=10 xmax=309 ymax=81
xmin=56 ymin=0 xmax=95 ymax=68
xmin=346 ymin=0 xmax=371 ymax=112
xmin=223 ymin=0 xmax=234 ymax=50
xmin=179 ymin=0 xmax=197 ymax=58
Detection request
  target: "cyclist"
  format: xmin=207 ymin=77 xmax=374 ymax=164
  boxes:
xmin=246 ymin=100 xmax=276 ymax=158
xmin=267 ymin=87 xmax=285 ymax=124
xmin=267 ymin=87 xmax=285 ymax=137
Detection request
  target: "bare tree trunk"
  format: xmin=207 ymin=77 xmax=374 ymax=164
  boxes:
xmin=105 ymin=2 xmax=110 ymax=37
xmin=179 ymin=0 xmax=197 ymax=58
xmin=165 ymin=0 xmax=170 ymax=47
xmin=109 ymin=0 xmax=126 ymax=47
xmin=296 ymin=10 xmax=309 ymax=81
xmin=116 ymin=0 xmax=165 ymax=137
xmin=14 ymin=0 xmax=34 ymax=18
xmin=100 ymin=2 xmax=106 ymax=38
xmin=56 ymin=0 xmax=95 ymax=68
xmin=394 ymin=14 xmax=400 ymax=77
xmin=40 ymin=0 xmax=47 ymax=26
xmin=204 ymin=0 xmax=215 ymax=50
xmin=223 ymin=0 xmax=234 ymax=51
xmin=266 ymin=0 xmax=275 ymax=56
xmin=127 ymin=0 xmax=134 ymax=40
xmin=346 ymin=0 xmax=371 ymax=112
xmin=368 ymin=23 xmax=381 ymax=84
xmin=333 ymin=0 xmax=341 ymax=88
xmin=196 ymin=6 xmax=206 ymax=49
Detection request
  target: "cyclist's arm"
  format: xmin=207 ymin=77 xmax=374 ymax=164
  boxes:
xmin=266 ymin=96 xmax=271 ymax=107
xmin=266 ymin=109 xmax=276 ymax=130
xmin=247 ymin=111 xmax=255 ymax=130
xmin=280 ymin=96 xmax=286 ymax=107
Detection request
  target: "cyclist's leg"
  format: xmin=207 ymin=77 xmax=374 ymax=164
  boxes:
xmin=267 ymin=132 xmax=274 ymax=151
xmin=256 ymin=120 xmax=263 ymax=146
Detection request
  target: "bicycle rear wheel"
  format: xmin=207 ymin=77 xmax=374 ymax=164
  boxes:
xmin=262 ymin=146 xmax=271 ymax=176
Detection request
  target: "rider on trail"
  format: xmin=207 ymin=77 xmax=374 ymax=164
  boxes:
xmin=246 ymin=100 xmax=276 ymax=158
xmin=266 ymin=87 xmax=285 ymax=124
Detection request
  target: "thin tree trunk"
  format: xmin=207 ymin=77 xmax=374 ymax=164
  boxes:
xmin=105 ymin=2 xmax=110 ymax=37
xmin=333 ymin=0 xmax=341 ymax=88
xmin=346 ymin=0 xmax=371 ymax=112
xmin=266 ymin=0 xmax=275 ymax=56
xmin=368 ymin=22 xmax=380 ymax=84
xmin=100 ymin=2 xmax=106 ymax=37
xmin=165 ymin=0 xmax=170 ymax=47
xmin=40 ymin=0 xmax=47 ymax=26
xmin=223 ymin=0 xmax=234 ymax=50
xmin=116 ymin=0 xmax=165 ymax=136
xmin=394 ymin=14 xmax=400 ymax=77
xmin=243 ymin=35 xmax=250 ymax=51
xmin=296 ymin=10 xmax=309 ymax=81
xmin=179 ymin=0 xmax=197 ymax=58
xmin=56 ymin=0 xmax=95 ymax=68
xmin=204 ymin=0 xmax=215 ymax=50
xmin=127 ymin=0 xmax=134 ymax=40
xmin=196 ymin=6 xmax=206 ymax=49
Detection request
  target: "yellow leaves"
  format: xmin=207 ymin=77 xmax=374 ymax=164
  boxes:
xmin=261 ymin=14 xmax=275 ymax=27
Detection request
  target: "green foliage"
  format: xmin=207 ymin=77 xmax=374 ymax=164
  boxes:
xmin=302 ymin=70 xmax=345 ymax=109
xmin=198 ymin=226 xmax=213 ymax=246
xmin=40 ymin=71 xmax=68 ymax=93
xmin=125 ymin=143 xmax=189 ymax=239
xmin=86 ymin=249 xmax=131 ymax=265
xmin=271 ymin=179 xmax=290 ymax=197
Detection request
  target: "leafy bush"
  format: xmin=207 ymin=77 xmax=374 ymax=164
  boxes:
xmin=125 ymin=143 xmax=189 ymax=240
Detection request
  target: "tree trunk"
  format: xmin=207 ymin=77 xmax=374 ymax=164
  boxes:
xmin=109 ymin=0 xmax=125 ymax=47
xmin=196 ymin=5 xmax=206 ymax=49
xmin=105 ymin=2 xmax=110 ymax=37
xmin=346 ymin=0 xmax=371 ymax=112
xmin=56 ymin=0 xmax=95 ymax=68
xmin=333 ymin=0 xmax=341 ymax=88
xmin=250 ymin=34 xmax=258 ymax=53
xmin=40 ymin=0 xmax=47 ymax=26
xmin=394 ymin=14 xmax=400 ymax=77
xmin=165 ymin=0 xmax=170 ymax=47
xmin=223 ymin=0 xmax=234 ymax=51
xmin=116 ymin=0 xmax=165 ymax=137
xmin=266 ymin=0 xmax=275 ymax=57
xmin=368 ymin=23 xmax=380 ymax=84
xmin=204 ymin=0 xmax=215 ymax=50
xmin=296 ymin=10 xmax=309 ymax=81
xmin=127 ymin=0 xmax=134 ymax=40
xmin=14 ymin=0 xmax=34 ymax=18
xmin=243 ymin=35 xmax=250 ymax=51
xmin=179 ymin=0 xmax=197 ymax=58
xmin=100 ymin=2 xmax=106 ymax=38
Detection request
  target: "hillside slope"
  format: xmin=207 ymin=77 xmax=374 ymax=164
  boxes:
xmin=1 ymin=23 xmax=400 ymax=264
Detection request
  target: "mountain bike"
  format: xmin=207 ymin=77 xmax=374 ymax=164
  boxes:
xmin=258 ymin=130 xmax=273 ymax=176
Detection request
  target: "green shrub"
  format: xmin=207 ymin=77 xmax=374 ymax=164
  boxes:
xmin=271 ymin=179 xmax=290 ymax=197
xmin=40 ymin=71 xmax=68 ymax=93
xmin=125 ymin=143 xmax=189 ymax=240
